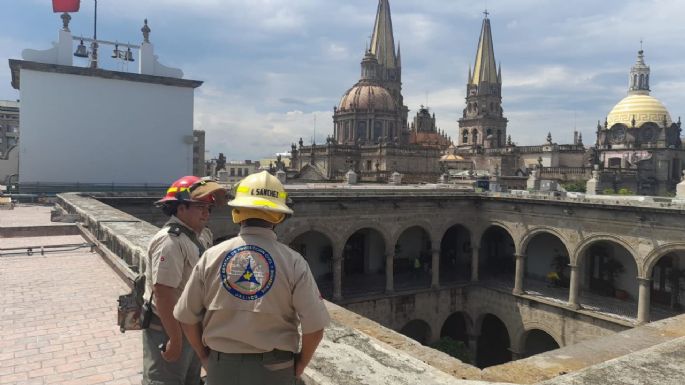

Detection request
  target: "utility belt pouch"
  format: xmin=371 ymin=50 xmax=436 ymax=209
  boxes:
xmin=117 ymin=274 xmax=149 ymax=333
xmin=140 ymin=300 xmax=153 ymax=329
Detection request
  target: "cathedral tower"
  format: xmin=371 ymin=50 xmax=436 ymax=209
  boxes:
xmin=458 ymin=11 xmax=508 ymax=150
xmin=332 ymin=0 xmax=406 ymax=145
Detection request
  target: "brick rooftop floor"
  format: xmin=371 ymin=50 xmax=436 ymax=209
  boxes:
xmin=0 ymin=234 xmax=143 ymax=385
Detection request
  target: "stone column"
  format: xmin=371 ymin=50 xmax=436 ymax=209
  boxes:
xmin=471 ymin=246 xmax=480 ymax=282
xmin=385 ymin=253 xmax=394 ymax=293
xmin=513 ymin=253 xmax=525 ymax=295
xmin=332 ymin=248 xmax=343 ymax=302
xmin=637 ymin=277 xmax=652 ymax=324
xmin=509 ymin=347 xmax=525 ymax=361
xmin=568 ymin=264 xmax=581 ymax=309
xmin=467 ymin=334 xmax=479 ymax=359
xmin=431 ymin=248 xmax=440 ymax=289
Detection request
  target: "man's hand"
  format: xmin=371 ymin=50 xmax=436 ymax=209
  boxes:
xmin=294 ymin=355 xmax=307 ymax=378
xmin=200 ymin=354 xmax=209 ymax=371
xmin=294 ymin=329 xmax=324 ymax=379
xmin=161 ymin=337 xmax=182 ymax=362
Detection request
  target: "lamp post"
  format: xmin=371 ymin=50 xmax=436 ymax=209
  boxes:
xmin=89 ymin=0 xmax=98 ymax=68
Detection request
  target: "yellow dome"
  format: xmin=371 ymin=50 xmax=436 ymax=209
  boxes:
xmin=440 ymin=154 xmax=465 ymax=161
xmin=607 ymin=94 xmax=672 ymax=128
xmin=338 ymin=85 xmax=397 ymax=112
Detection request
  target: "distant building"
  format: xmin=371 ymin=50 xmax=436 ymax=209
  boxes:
xmin=0 ymin=100 xmax=19 ymax=158
xmin=218 ymin=160 xmax=260 ymax=184
xmin=592 ymin=49 xmax=684 ymax=195
xmin=291 ymin=0 xmax=450 ymax=183
xmin=0 ymin=100 xmax=20 ymax=185
xmin=9 ymin=17 xmax=202 ymax=193
xmin=450 ymin=13 xmax=588 ymax=189
xmin=193 ymin=130 xmax=206 ymax=177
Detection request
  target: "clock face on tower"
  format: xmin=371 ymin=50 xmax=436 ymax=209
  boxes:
xmin=611 ymin=126 xmax=626 ymax=143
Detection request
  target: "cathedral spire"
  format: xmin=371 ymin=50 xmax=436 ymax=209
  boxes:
xmin=628 ymin=46 xmax=650 ymax=95
xmin=470 ymin=11 xmax=499 ymax=85
xmin=370 ymin=0 xmax=397 ymax=70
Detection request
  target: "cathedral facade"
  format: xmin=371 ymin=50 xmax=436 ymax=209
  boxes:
xmin=290 ymin=1 xmax=683 ymax=194
xmin=291 ymin=0 xmax=450 ymax=183
xmin=592 ymin=50 xmax=684 ymax=195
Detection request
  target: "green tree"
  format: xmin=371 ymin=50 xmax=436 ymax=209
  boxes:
xmin=561 ymin=181 xmax=587 ymax=193
xmin=430 ymin=337 xmax=472 ymax=364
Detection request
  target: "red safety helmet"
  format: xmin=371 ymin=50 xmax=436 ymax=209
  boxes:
xmin=155 ymin=176 xmax=226 ymax=206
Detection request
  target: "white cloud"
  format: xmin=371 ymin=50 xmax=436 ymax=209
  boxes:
xmin=2 ymin=0 xmax=685 ymax=158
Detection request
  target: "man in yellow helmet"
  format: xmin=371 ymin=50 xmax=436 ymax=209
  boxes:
xmin=174 ymin=171 xmax=330 ymax=384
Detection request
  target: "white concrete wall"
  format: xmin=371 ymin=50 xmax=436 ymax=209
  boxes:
xmin=19 ymin=69 xmax=195 ymax=185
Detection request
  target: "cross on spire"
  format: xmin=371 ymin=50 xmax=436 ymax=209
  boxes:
xmin=483 ymin=9 xmax=489 ymax=18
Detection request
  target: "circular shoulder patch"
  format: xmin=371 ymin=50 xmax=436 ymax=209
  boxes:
xmin=220 ymin=245 xmax=276 ymax=301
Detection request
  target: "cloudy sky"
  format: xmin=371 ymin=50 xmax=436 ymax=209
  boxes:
xmin=2 ymin=0 xmax=684 ymax=161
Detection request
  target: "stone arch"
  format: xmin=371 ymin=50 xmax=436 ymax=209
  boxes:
xmin=339 ymin=222 xmax=392 ymax=253
xmin=440 ymin=311 xmax=473 ymax=346
xmin=478 ymin=222 xmax=517 ymax=279
xmin=281 ymin=225 xmax=337 ymax=248
xmin=475 ymin=221 xmax=516 ymax=243
xmin=572 ymin=234 xmax=637 ymax=267
xmin=393 ymin=223 xmax=434 ymax=289
xmin=437 ymin=221 xmax=474 ymax=241
xmin=288 ymin=230 xmax=335 ymax=286
xmin=439 ymin=222 xmax=474 ymax=282
xmin=390 ymin=221 xmax=435 ymax=249
xmin=576 ymin=235 xmax=640 ymax=302
xmin=470 ymin=306 xmax=522 ymax=340
xmin=518 ymin=321 xmax=563 ymax=352
xmin=642 ymin=242 xmax=685 ymax=278
xmin=519 ymin=227 xmax=571 ymax=257
xmin=399 ymin=319 xmax=432 ymax=345
xmin=473 ymin=312 xmax=516 ymax=368
xmin=520 ymin=327 xmax=562 ymax=358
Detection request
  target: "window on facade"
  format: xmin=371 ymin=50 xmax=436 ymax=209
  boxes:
xmin=608 ymin=158 xmax=622 ymax=168
xmin=366 ymin=160 xmax=372 ymax=170
xmin=237 ymin=168 xmax=243 ymax=176
xmin=245 ymin=168 xmax=249 ymax=175
xmin=462 ymin=130 xmax=468 ymax=144
xmin=472 ymin=130 xmax=478 ymax=144
xmin=373 ymin=121 xmax=383 ymax=141
xmin=230 ymin=168 xmax=235 ymax=176
xmin=356 ymin=121 xmax=367 ymax=141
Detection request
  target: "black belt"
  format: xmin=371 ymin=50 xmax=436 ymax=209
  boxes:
xmin=210 ymin=349 xmax=294 ymax=363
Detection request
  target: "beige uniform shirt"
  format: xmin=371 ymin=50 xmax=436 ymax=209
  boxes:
xmin=144 ymin=216 xmax=213 ymax=312
xmin=174 ymin=226 xmax=330 ymax=353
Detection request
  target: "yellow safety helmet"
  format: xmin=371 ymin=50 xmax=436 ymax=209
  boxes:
xmin=227 ymin=171 xmax=294 ymax=215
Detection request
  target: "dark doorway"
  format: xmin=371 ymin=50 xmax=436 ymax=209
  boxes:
xmin=476 ymin=314 xmax=511 ymax=368
xmin=480 ymin=226 xmax=516 ymax=280
xmin=440 ymin=225 xmax=472 ymax=283
xmin=399 ymin=319 xmax=431 ymax=345
xmin=344 ymin=232 xmax=365 ymax=275
xmin=440 ymin=312 xmax=469 ymax=346
xmin=523 ymin=329 xmax=560 ymax=358
xmin=651 ymin=253 xmax=684 ymax=311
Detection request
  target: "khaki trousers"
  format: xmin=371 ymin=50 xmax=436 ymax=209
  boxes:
xmin=206 ymin=349 xmax=295 ymax=385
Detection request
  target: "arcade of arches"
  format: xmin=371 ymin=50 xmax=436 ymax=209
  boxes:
xmin=287 ymin=223 xmax=685 ymax=368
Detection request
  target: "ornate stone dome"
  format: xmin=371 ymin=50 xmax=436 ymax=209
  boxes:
xmin=338 ymin=85 xmax=397 ymax=112
xmin=607 ymin=94 xmax=672 ymax=128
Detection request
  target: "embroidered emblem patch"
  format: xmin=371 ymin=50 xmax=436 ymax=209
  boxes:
xmin=220 ymin=245 xmax=275 ymax=300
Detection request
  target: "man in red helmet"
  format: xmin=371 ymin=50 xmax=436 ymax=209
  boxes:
xmin=142 ymin=176 xmax=226 ymax=385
